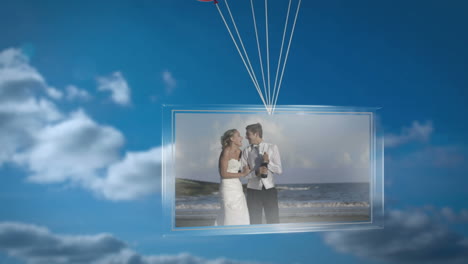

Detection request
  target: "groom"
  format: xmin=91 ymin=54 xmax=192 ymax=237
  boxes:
xmin=241 ymin=123 xmax=282 ymax=224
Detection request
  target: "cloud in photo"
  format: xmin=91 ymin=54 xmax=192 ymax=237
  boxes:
xmin=385 ymin=120 xmax=433 ymax=148
xmin=175 ymin=113 xmax=371 ymax=183
xmin=0 ymin=221 xmax=264 ymax=264
xmin=97 ymin=71 xmax=131 ymax=106
xmin=323 ymin=207 xmax=468 ymax=264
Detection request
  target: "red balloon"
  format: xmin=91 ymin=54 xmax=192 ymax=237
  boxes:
xmin=198 ymin=0 xmax=218 ymax=3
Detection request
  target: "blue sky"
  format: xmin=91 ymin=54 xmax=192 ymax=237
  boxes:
xmin=1 ymin=0 xmax=468 ymax=264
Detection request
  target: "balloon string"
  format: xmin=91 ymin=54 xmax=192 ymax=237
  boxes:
xmin=224 ymin=0 xmax=262 ymax=95
xmin=265 ymin=0 xmax=271 ymax=110
xmin=272 ymin=0 xmax=292 ymax=112
xmin=272 ymin=0 xmax=302 ymax=115
xmin=215 ymin=3 xmax=269 ymax=110
xmin=250 ymin=0 xmax=268 ymax=110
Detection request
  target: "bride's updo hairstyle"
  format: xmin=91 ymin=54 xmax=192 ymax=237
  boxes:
xmin=221 ymin=129 xmax=237 ymax=150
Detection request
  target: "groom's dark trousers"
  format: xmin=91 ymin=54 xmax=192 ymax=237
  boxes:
xmin=247 ymin=186 xmax=280 ymax=224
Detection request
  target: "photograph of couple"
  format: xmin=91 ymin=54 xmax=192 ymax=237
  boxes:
xmin=174 ymin=112 xmax=372 ymax=228
xmin=217 ymin=123 xmax=282 ymax=226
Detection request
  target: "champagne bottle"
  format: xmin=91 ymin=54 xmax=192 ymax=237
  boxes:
xmin=260 ymin=152 xmax=269 ymax=178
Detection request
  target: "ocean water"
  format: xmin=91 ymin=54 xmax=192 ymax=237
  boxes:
xmin=176 ymin=183 xmax=370 ymax=220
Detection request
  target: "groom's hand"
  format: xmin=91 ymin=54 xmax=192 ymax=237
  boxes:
xmin=259 ymin=166 xmax=268 ymax=175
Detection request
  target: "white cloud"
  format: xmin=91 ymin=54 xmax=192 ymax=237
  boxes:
xmin=0 ymin=48 xmax=63 ymax=101
xmin=384 ymin=121 xmax=466 ymax=172
xmin=66 ymin=85 xmax=91 ymax=101
xmin=0 ymin=47 xmax=160 ymax=201
xmin=0 ymin=48 xmax=46 ymax=97
xmin=45 ymin=86 xmax=63 ymax=99
xmin=323 ymin=207 xmax=468 ymax=264
xmin=8 ymin=104 xmax=161 ymax=201
xmin=0 ymin=48 xmax=63 ymax=166
xmin=440 ymin=207 xmax=468 ymax=223
xmin=142 ymin=253 xmax=263 ymax=264
xmin=385 ymin=120 xmax=433 ymax=147
xmin=0 ymin=221 xmax=265 ymax=264
xmin=387 ymin=145 xmax=465 ymax=169
xmin=162 ymin=70 xmax=176 ymax=94
xmin=13 ymin=109 xmax=124 ymax=184
xmin=97 ymin=71 xmax=131 ymax=106
xmin=91 ymin=146 xmax=165 ymax=201
xmin=0 ymin=222 xmax=127 ymax=264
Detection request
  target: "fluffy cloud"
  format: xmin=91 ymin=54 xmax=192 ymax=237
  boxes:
xmin=439 ymin=207 xmax=468 ymax=223
xmin=162 ymin=70 xmax=176 ymax=94
xmin=323 ymin=208 xmax=468 ymax=264
xmin=384 ymin=121 xmax=465 ymax=171
xmin=90 ymin=146 xmax=165 ymax=201
xmin=0 ymin=48 xmax=46 ymax=99
xmin=0 ymin=222 xmax=126 ymax=264
xmin=0 ymin=47 xmax=159 ymax=201
xmin=97 ymin=71 xmax=131 ymax=106
xmin=0 ymin=222 xmax=263 ymax=264
xmin=65 ymin=85 xmax=91 ymax=101
xmin=385 ymin=120 xmax=433 ymax=148
xmin=45 ymin=86 xmax=63 ymax=100
xmin=0 ymin=48 xmax=63 ymax=165
xmin=8 ymin=104 xmax=163 ymax=200
xmin=388 ymin=145 xmax=465 ymax=169
xmin=13 ymin=109 xmax=124 ymax=184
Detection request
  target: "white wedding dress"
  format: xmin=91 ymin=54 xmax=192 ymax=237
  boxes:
xmin=217 ymin=159 xmax=250 ymax=226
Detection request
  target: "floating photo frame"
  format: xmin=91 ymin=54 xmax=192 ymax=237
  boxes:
xmin=161 ymin=105 xmax=384 ymax=236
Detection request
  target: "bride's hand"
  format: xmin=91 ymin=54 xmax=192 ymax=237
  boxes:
xmin=241 ymin=165 xmax=250 ymax=177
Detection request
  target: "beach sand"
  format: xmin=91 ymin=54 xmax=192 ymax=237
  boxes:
xmin=176 ymin=214 xmax=370 ymax=227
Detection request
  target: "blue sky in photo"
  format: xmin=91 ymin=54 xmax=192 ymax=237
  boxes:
xmin=1 ymin=0 xmax=468 ymax=264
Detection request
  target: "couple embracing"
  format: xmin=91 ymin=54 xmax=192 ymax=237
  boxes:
xmin=217 ymin=123 xmax=283 ymax=226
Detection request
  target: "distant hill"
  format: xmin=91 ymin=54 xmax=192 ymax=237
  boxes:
xmin=176 ymin=178 xmax=220 ymax=196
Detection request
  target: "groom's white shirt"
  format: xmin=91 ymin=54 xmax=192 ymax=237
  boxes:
xmin=241 ymin=141 xmax=282 ymax=190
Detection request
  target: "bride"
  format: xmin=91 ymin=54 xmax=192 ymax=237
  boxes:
xmin=217 ymin=129 xmax=251 ymax=226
